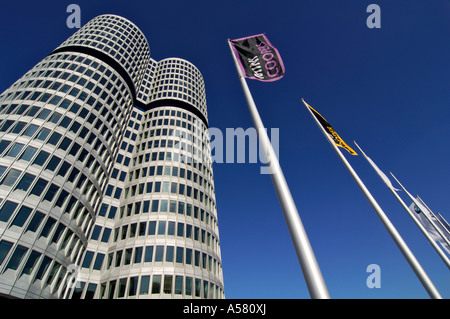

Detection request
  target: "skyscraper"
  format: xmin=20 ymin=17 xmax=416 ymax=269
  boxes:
xmin=0 ymin=14 xmax=224 ymax=299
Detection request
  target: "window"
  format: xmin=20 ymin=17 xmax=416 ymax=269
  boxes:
xmin=175 ymin=276 xmax=183 ymax=295
xmin=45 ymin=156 xmax=61 ymax=171
xmin=155 ymin=245 xmax=164 ymax=262
xmin=10 ymin=205 xmax=32 ymax=227
xmin=59 ymin=137 xmax=71 ymax=150
xmin=32 ymin=150 xmax=50 ymax=167
xmin=43 ymin=183 xmax=59 ymax=202
xmin=39 ymin=217 xmax=56 ymax=238
xmin=0 ymin=201 xmax=18 ymax=223
xmin=20 ymin=250 xmax=41 ymax=277
xmin=101 ymin=228 xmax=111 ymax=243
xmin=166 ymin=246 xmax=174 ymax=262
xmin=129 ymin=276 xmax=138 ymax=296
xmin=82 ymin=251 xmax=94 ymax=268
xmin=30 ymin=178 xmax=48 ymax=197
xmin=0 ymin=168 xmax=21 ymax=187
xmin=117 ymin=278 xmax=127 ymax=298
xmin=170 ymin=200 xmax=177 ymax=213
xmin=168 ymin=221 xmax=175 ymax=235
xmin=6 ymin=143 xmax=24 ymax=157
xmin=51 ymin=223 xmax=65 ymax=243
xmin=14 ymin=173 xmax=35 ymax=192
xmin=35 ymin=127 xmax=50 ymax=141
xmin=57 ymin=161 xmax=71 ymax=177
xmin=138 ymin=222 xmax=146 ymax=236
xmin=124 ymin=248 xmax=132 ymax=265
xmin=85 ymin=283 xmax=97 ymax=299
xmin=151 ymin=275 xmax=161 ymax=294
xmin=0 ymin=240 xmax=13 ymax=265
xmin=148 ymin=221 xmax=156 ymax=235
xmin=185 ymin=248 xmax=192 ymax=265
xmin=203 ymin=281 xmax=208 ymax=298
xmin=140 ymin=275 xmax=150 ymax=295
xmin=134 ymin=247 xmax=142 ymax=264
xmin=93 ymin=253 xmax=105 ymax=270
xmin=185 ymin=277 xmax=192 ymax=296
xmin=4 ymin=245 xmax=28 ymax=272
xmin=90 ymin=225 xmax=101 ymax=240
xmin=18 ymin=146 xmax=37 ymax=162
xmin=195 ymin=279 xmax=201 ymax=297
xmin=0 ymin=140 xmax=10 ymax=154
xmin=11 ymin=122 xmax=26 ymax=135
xmin=34 ymin=256 xmax=52 ymax=282
xmin=25 ymin=211 xmax=45 ymax=233
xmin=163 ymin=275 xmax=172 ymax=294
xmin=151 ymin=200 xmax=159 ymax=212
xmin=176 ymin=247 xmax=183 ymax=264
xmin=194 ymin=250 xmax=200 ymax=267
xmin=47 ymin=132 xmax=62 ymax=146
xmin=157 ymin=221 xmax=166 ymax=235
xmin=160 ymin=200 xmax=168 ymax=212
xmin=144 ymin=246 xmax=153 ymax=262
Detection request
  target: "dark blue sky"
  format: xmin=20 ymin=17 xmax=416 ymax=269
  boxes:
xmin=0 ymin=0 xmax=449 ymax=298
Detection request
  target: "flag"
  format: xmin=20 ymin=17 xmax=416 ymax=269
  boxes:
xmin=302 ymin=99 xmax=357 ymax=155
xmin=409 ymin=202 xmax=450 ymax=255
xmin=230 ymin=34 xmax=285 ymax=82
xmin=354 ymin=142 xmax=399 ymax=191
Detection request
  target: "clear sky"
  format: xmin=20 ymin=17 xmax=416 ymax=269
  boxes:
xmin=0 ymin=0 xmax=449 ymax=299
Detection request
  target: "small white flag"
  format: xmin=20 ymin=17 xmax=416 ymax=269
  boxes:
xmin=353 ymin=141 xmax=399 ymax=191
xmin=409 ymin=202 xmax=450 ymax=255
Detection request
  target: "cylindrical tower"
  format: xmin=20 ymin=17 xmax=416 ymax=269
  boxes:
xmin=0 ymin=15 xmax=149 ymax=298
xmin=0 ymin=15 xmax=224 ymax=299
xmin=75 ymin=58 xmax=224 ymax=299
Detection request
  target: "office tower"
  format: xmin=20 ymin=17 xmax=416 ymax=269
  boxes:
xmin=0 ymin=14 xmax=224 ymax=299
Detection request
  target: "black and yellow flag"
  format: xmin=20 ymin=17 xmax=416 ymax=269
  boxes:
xmin=302 ymin=99 xmax=357 ymax=156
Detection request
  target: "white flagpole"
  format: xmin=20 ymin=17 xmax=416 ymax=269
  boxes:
xmin=302 ymin=99 xmax=442 ymax=299
xmin=353 ymin=142 xmax=450 ymax=269
xmin=227 ymin=40 xmax=330 ymax=299
xmin=389 ymin=173 xmax=450 ymax=248
xmin=416 ymin=195 xmax=450 ymax=236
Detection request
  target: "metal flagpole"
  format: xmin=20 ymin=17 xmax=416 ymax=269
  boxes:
xmin=416 ymin=195 xmax=450 ymax=236
xmin=389 ymin=173 xmax=450 ymax=248
xmin=353 ymin=142 xmax=450 ymax=269
xmin=227 ymin=40 xmax=330 ymax=299
xmin=302 ymin=99 xmax=442 ymax=299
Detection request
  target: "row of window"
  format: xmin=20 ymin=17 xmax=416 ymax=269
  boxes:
xmin=82 ymin=244 xmax=221 ymax=276
xmin=98 ymin=197 xmax=217 ymax=226
xmin=0 ymin=156 xmax=99 ymax=210
xmin=137 ymin=111 xmax=213 ymax=178
xmin=0 ymin=135 xmax=103 ymax=181
xmin=121 ymin=179 xmax=213 ymax=205
xmin=73 ymin=274 xmax=223 ymax=299
xmin=63 ymin=15 xmax=150 ymax=84
xmin=0 ymin=92 xmax=122 ymax=163
xmin=91 ymin=218 xmax=219 ymax=252
xmin=0 ymin=239 xmax=76 ymax=298
xmin=0 ymin=200 xmax=85 ymax=257
xmin=0 ymin=168 xmax=95 ymax=238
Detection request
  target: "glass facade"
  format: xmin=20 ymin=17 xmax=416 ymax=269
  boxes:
xmin=0 ymin=14 xmax=223 ymax=299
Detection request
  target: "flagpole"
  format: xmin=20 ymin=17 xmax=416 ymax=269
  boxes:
xmin=227 ymin=40 xmax=330 ymax=299
xmin=389 ymin=173 xmax=450 ymax=248
xmin=353 ymin=142 xmax=450 ymax=269
xmin=302 ymin=99 xmax=442 ymax=299
xmin=416 ymin=195 xmax=450 ymax=236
